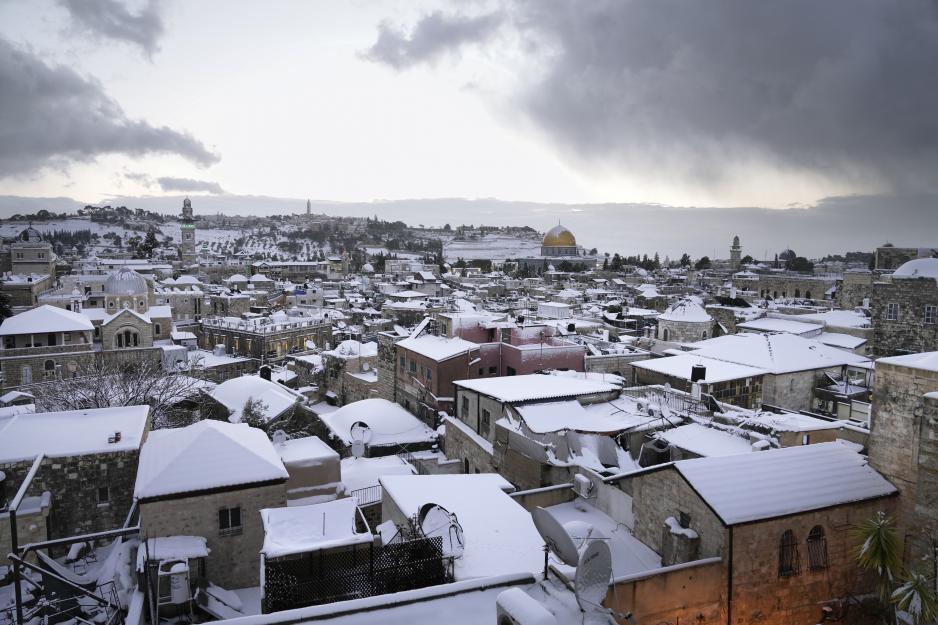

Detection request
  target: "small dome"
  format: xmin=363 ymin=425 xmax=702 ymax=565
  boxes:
xmin=104 ymin=267 xmax=148 ymax=296
xmin=542 ymin=224 xmax=576 ymax=247
xmin=732 ymin=235 xmax=740 ymax=246
xmin=893 ymin=257 xmax=938 ymax=280
xmin=183 ymin=197 xmax=192 ymax=209
xmin=18 ymin=227 xmax=43 ymax=243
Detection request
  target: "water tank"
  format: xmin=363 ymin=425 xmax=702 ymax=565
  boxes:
xmin=168 ymin=562 xmax=190 ymax=604
xmin=213 ymin=344 xmax=226 ymax=357
xmin=690 ymin=364 xmax=707 ymax=382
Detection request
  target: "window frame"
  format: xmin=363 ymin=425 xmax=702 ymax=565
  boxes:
xmin=778 ymin=529 xmax=801 ymax=577
xmin=218 ymin=506 xmax=243 ymax=536
xmin=806 ymin=525 xmax=828 ymax=571
xmin=886 ymin=302 xmax=899 ymax=321
xmin=925 ymin=304 xmax=937 ymax=325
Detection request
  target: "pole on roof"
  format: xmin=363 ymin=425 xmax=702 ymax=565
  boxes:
xmin=8 ymin=453 xmax=43 ymax=625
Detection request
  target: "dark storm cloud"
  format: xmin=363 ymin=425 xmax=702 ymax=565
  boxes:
xmin=157 ymin=177 xmax=224 ymax=194
xmin=0 ymin=38 xmax=219 ymax=178
xmin=367 ymin=0 xmax=938 ymax=191
xmin=58 ymin=0 xmax=164 ymax=56
xmin=362 ymin=10 xmax=504 ymax=69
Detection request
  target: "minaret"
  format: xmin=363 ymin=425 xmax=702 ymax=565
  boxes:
xmin=180 ymin=197 xmax=197 ymax=266
xmin=730 ymin=235 xmax=742 ymax=271
xmin=306 ymin=199 xmax=311 ymax=216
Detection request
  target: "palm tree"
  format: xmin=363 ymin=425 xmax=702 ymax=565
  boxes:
xmin=854 ymin=512 xmax=902 ymax=605
xmin=892 ymin=571 xmax=938 ymax=625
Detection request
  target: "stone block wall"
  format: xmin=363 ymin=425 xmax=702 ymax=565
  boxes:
xmin=139 ymin=481 xmax=287 ymax=589
xmin=870 ymin=278 xmax=938 ymax=356
xmin=657 ymin=318 xmax=714 ymax=343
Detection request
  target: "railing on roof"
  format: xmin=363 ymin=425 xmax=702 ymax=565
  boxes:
xmin=349 ymin=484 xmax=383 ymax=507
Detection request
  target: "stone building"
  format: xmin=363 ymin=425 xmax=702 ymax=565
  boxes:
xmin=0 ymin=305 xmax=96 ymax=389
xmin=656 ymin=299 xmax=714 ymax=342
xmin=837 ymin=270 xmax=874 ymax=309
xmin=757 ymin=273 xmax=837 ymax=302
xmin=320 ymin=339 xmax=379 ymax=406
xmin=606 ymin=443 xmax=897 ymax=625
xmin=0 ymin=273 xmax=54 ymax=309
xmin=874 ymin=245 xmax=938 ymax=271
xmin=0 ymin=405 xmax=150 ymax=556
xmin=632 ymin=353 xmax=765 ymax=409
xmin=729 ymin=234 xmax=742 ymax=271
xmin=134 ymin=420 xmax=289 ymax=588
xmin=867 ymin=351 xmax=938 ymax=571
xmin=394 ymin=333 xmax=481 ymax=424
xmin=200 ymin=311 xmax=332 ymax=363
xmin=179 ymin=197 xmax=197 ymax=266
xmin=4 ymin=227 xmax=57 ymax=278
xmin=870 ymin=258 xmax=938 ymax=356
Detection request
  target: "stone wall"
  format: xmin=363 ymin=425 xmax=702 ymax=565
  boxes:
xmin=657 ymin=318 xmax=714 ymax=343
xmin=761 ymin=370 xmax=821 ymax=412
xmin=139 ymin=481 xmax=287 ymax=589
xmin=100 ymin=310 xmax=154 ymax=350
xmin=443 ymin=415 xmax=496 ymax=475
xmin=837 ymin=271 xmax=873 ymax=309
xmin=870 ymin=277 xmax=938 ymax=356
xmin=0 ymin=345 xmax=96 ymax=389
xmin=629 ymin=467 xmax=725 ymax=559
xmin=757 ymin=275 xmax=837 ymax=302
xmin=584 ymin=352 xmax=648 ymax=379
xmin=605 ymin=558 xmax=725 ymax=625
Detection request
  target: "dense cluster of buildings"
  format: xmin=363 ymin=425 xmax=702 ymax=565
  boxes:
xmin=1 ymin=204 xmax=937 ymax=625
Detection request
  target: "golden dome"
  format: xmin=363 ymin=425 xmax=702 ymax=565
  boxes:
xmin=542 ymin=224 xmax=576 ymax=247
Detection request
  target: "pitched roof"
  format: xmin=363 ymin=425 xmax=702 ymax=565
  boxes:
xmin=674 ymin=442 xmax=896 ymax=525
xmin=0 ymin=305 xmax=94 ymax=335
xmin=397 ymin=334 xmax=479 ymax=361
xmin=686 ymin=332 xmax=869 ymax=374
xmin=454 ymin=374 xmax=617 ymax=403
xmin=135 ymin=420 xmax=287 ymax=499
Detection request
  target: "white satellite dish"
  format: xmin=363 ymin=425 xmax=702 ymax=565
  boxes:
xmin=660 ymin=401 xmax=672 ymax=420
xmin=271 ymin=429 xmax=288 ymax=446
xmin=349 ymin=421 xmax=373 ymax=458
xmin=418 ymin=503 xmax=465 ymax=559
xmin=532 ymin=507 xmax=580 ymax=567
xmin=362 ymin=362 xmax=370 ymax=371
xmin=574 ymin=539 xmax=612 ymax=613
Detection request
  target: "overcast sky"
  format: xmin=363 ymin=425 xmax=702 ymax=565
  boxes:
xmin=0 ymin=0 xmax=936 ymax=252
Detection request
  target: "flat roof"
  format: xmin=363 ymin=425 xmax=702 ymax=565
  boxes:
xmin=454 ymin=374 xmax=616 ymax=403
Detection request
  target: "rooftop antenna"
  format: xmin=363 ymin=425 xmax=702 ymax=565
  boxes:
xmin=532 ymin=506 xmax=579 ymax=580
xmin=574 ymin=539 xmax=614 ymax=617
xmin=349 ymin=421 xmax=373 ymax=458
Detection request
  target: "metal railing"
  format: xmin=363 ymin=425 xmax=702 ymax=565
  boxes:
xmin=349 ymin=484 xmax=383 ymax=507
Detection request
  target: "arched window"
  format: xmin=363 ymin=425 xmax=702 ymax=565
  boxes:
xmin=154 ymin=324 xmax=161 ymax=336
xmin=662 ymin=328 xmax=670 ymax=341
xmin=794 ymin=289 xmax=801 ymax=298
xmin=805 ymin=291 xmax=811 ymax=300
xmin=44 ymin=359 xmax=55 ymax=379
xmin=779 ymin=530 xmax=800 ymax=577
xmin=701 ymin=331 xmax=708 ymax=339
xmin=116 ymin=328 xmax=140 ymax=349
xmin=806 ymin=526 xmax=828 ymax=570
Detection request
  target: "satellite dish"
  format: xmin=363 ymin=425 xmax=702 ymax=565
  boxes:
xmin=350 ymin=421 xmax=373 ymax=445
xmin=574 ymin=539 xmax=612 ymax=613
xmin=418 ymin=503 xmax=465 ymax=559
xmin=350 ymin=440 xmax=366 ymax=458
xmin=271 ymin=430 xmax=288 ymax=446
xmin=362 ymin=362 xmax=370 ymax=371
xmin=532 ymin=507 xmax=579 ymax=567
xmin=660 ymin=402 xmax=672 ymax=420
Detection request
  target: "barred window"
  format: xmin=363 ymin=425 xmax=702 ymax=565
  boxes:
xmin=219 ymin=506 xmax=242 ymax=536
xmin=779 ymin=530 xmax=800 ymax=577
xmin=926 ymin=305 xmax=937 ymax=325
xmin=886 ymin=303 xmax=899 ymax=321
xmin=806 ymin=525 xmax=828 ymax=571
xmin=480 ymin=409 xmax=491 ymax=438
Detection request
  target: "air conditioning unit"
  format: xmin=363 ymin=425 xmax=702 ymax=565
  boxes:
xmin=573 ymin=474 xmax=593 ymax=499
xmin=496 ymin=588 xmax=557 ymax=625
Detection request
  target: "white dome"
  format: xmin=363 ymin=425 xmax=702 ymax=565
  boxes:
xmin=104 ymin=267 xmax=148 ymax=296
xmin=659 ymin=299 xmax=713 ymax=323
xmin=893 ymin=258 xmax=938 ymax=280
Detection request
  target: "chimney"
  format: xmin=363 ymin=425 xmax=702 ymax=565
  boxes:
xmin=690 ymin=364 xmax=707 ymax=383
xmin=260 ymin=365 xmax=272 ymax=381
xmin=214 ymin=344 xmax=226 ymax=357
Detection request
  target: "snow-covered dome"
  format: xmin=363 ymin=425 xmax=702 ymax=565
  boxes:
xmin=362 ymin=263 xmax=375 ymax=273
xmin=659 ymin=299 xmax=713 ymax=323
xmin=892 ymin=257 xmax=938 ymax=280
xmin=104 ymin=267 xmax=148 ymax=296
xmin=18 ymin=227 xmax=43 ymax=243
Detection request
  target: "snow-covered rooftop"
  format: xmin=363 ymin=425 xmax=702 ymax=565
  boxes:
xmin=657 ymin=423 xmax=753 ymax=458
xmin=0 ymin=304 xmax=94 ymax=335
xmin=380 ymin=474 xmax=544 ymax=580
xmin=324 ymin=340 xmax=378 ymax=359
xmin=276 ymin=435 xmax=339 ymax=467
xmin=454 ymin=374 xmax=617 ymax=403
xmin=674 ymin=442 xmax=896 ymax=524
xmin=209 ymin=375 xmax=304 ymax=422
xmin=0 ymin=405 xmax=149 ymax=463
xmin=134 ymin=420 xmax=288 ymax=500
xmin=658 ymin=299 xmax=712 ymax=323
xmin=892 ymin=257 xmax=938 ymax=280
xmin=397 ymin=334 xmax=479 ymax=361
xmin=736 ymin=317 xmax=823 ymax=336
xmin=685 ymin=332 xmax=870 ymax=374
xmin=876 ymin=351 xmax=938 ymax=373
xmin=318 ymin=398 xmax=436 ymax=447
xmin=632 ymin=353 xmax=766 ymax=383
xmin=261 ymin=498 xmax=372 ymax=558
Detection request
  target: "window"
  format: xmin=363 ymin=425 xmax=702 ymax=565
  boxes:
xmin=779 ymin=530 xmax=800 ymax=577
xmin=506 ymin=366 xmax=517 ymax=376
xmin=480 ymin=409 xmax=491 ymax=437
xmin=426 ymin=368 xmax=432 ymax=381
xmin=461 ymin=396 xmax=469 ymax=417
xmin=97 ymin=486 xmax=110 ymax=504
xmin=218 ymin=506 xmax=242 ymax=536
xmin=154 ymin=324 xmax=161 ymax=336
xmin=806 ymin=526 xmax=828 ymax=571
xmin=926 ymin=305 xmax=937 ymax=325
xmin=488 ymin=366 xmax=497 ymax=375
xmin=21 ymin=366 xmax=31 ymax=385
xmin=14 ymin=252 xmax=23 ymax=259
xmin=410 ymin=360 xmax=417 ymax=373
xmin=43 ymin=360 xmax=55 ymax=379
xmin=886 ymin=302 xmax=899 ymax=321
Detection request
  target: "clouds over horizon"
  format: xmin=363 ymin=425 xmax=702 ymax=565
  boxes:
xmin=365 ymin=0 xmax=938 ymax=196
xmin=0 ymin=37 xmax=219 ymax=179
xmin=58 ymin=0 xmax=165 ymax=56
xmin=156 ymin=176 xmax=224 ymax=194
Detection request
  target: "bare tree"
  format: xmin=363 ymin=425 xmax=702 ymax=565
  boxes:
xmin=32 ymin=358 xmax=211 ymax=429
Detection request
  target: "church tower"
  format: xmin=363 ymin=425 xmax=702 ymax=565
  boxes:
xmin=730 ymin=235 xmax=742 ymax=271
xmin=179 ymin=197 xmax=197 ymax=266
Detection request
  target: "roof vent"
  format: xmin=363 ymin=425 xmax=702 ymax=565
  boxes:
xmin=108 ymin=432 xmax=122 ymax=444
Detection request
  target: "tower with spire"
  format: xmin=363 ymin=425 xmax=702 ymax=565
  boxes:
xmin=179 ymin=197 xmax=197 ymax=266
xmin=306 ymin=198 xmax=311 ymax=216
xmin=730 ymin=234 xmax=742 ymax=271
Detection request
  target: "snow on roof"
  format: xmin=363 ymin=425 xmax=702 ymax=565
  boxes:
xmin=686 ymin=332 xmax=870 ymax=374
xmin=674 ymin=442 xmax=896 ymax=525
xmin=892 ymin=257 xmax=938 ymax=280
xmin=454 ymin=374 xmax=617 ymax=403
xmin=340 ymin=455 xmax=415 ymax=492
xmin=134 ymin=420 xmax=288 ymax=500
xmin=225 ymin=273 xmax=248 ymax=282
xmin=0 ymin=405 xmax=149 ymax=463
xmin=876 ymin=351 xmax=938 ymax=373
xmin=0 ymin=304 xmax=94 ymax=335
xmin=319 ymin=398 xmax=436 ymax=447
xmin=749 ymin=411 xmax=842 ymax=433
xmin=389 ymin=290 xmax=429 ymax=298
xmin=632 ymin=354 xmax=766 ymax=383
xmin=102 ymin=307 xmax=152 ymax=326
xmin=324 ymin=340 xmax=378 ymax=359
xmin=817 ymin=332 xmax=867 ymax=350
xmin=209 ymin=375 xmax=304 ymax=422
xmin=136 ymin=536 xmax=209 ymax=572
xmin=397 ymin=334 xmax=479 ymax=361
xmin=380 ymin=474 xmax=545 ymax=580
xmin=276 ymin=436 xmax=339 ymax=467
xmin=516 ymin=400 xmax=645 ymax=434
xmin=736 ymin=317 xmax=823 ymax=336
xmin=657 ymin=424 xmax=752 ymax=458
xmin=261 ymin=499 xmax=372 ymax=558
xmin=658 ymin=299 xmax=713 ymax=323
xmin=797 ymin=309 xmax=871 ymax=329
